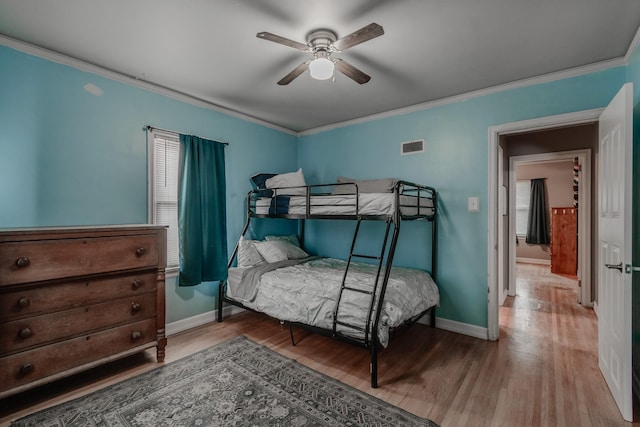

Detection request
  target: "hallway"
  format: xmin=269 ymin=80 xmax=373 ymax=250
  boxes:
xmin=498 ymin=262 xmax=617 ymax=424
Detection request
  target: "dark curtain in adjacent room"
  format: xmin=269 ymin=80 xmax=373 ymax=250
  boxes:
xmin=526 ymin=178 xmax=550 ymax=245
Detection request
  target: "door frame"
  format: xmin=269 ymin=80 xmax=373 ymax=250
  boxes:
xmin=487 ymin=108 xmax=603 ymax=340
xmin=497 ymin=144 xmax=506 ymax=305
xmin=507 ymin=150 xmax=591 ymax=302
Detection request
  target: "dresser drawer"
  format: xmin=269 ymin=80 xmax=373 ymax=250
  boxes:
xmin=0 ymin=272 xmax=157 ymax=321
xmin=0 ymin=318 xmax=157 ymax=394
xmin=1 ymin=293 xmax=157 ymax=355
xmin=0 ymin=234 xmax=160 ymax=286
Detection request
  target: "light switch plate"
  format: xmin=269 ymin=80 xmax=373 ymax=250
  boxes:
xmin=468 ymin=196 xmax=480 ymax=212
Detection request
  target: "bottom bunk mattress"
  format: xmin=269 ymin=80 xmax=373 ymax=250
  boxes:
xmin=226 ymin=257 xmax=439 ymax=347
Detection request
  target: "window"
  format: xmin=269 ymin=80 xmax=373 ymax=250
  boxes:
xmin=515 ymin=180 xmax=530 ymax=236
xmin=148 ymin=130 xmax=180 ymax=272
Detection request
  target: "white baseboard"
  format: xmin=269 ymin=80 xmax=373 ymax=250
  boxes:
xmin=169 ymin=309 xmax=489 ymax=341
xmin=165 ymin=306 xmax=244 ymax=336
xmin=435 ymin=317 xmax=489 ymax=340
xmin=593 ymin=301 xmax=599 ymax=318
xmin=499 ymin=291 xmax=508 ymax=306
xmin=418 ymin=316 xmax=488 ymax=340
xmin=516 ymin=257 xmax=551 ymax=265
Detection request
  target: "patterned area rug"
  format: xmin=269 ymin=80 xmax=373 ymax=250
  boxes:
xmin=12 ymin=336 xmax=438 ymax=426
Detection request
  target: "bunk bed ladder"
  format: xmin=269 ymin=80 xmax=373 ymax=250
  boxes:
xmin=332 ymin=217 xmax=392 ymax=343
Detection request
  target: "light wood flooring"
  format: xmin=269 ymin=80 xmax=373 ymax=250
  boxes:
xmin=1 ymin=263 xmax=636 ymax=426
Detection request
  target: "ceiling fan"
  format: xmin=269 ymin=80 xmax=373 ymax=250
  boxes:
xmin=256 ymin=23 xmax=384 ymax=85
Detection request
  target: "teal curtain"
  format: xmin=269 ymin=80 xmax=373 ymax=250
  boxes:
xmin=178 ymin=134 xmax=227 ymax=286
xmin=525 ymin=178 xmax=550 ymax=245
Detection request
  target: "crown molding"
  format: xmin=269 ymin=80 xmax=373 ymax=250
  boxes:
xmin=1 ymin=32 xmax=634 ymax=139
xmin=0 ymin=34 xmax=297 ymax=136
xmin=625 ymin=25 xmax=640 ymax=62
xmin=298 ymin=57 xmax=625 ymax=136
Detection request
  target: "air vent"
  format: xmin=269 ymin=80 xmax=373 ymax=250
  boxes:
xmin=401 ymin=139 xmax=424 ymax=155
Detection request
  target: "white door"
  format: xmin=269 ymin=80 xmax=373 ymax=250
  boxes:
xmin=598 ymin=82 xmax=633 ymax=421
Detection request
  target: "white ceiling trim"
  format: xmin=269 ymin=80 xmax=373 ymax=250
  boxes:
xmin=624 ymin=25 xmax=640 ymax=62
xmin=0 ymin=35 xmax=297 ymax=136
xmin=298 ymin=57 xmax=625 ymax=136
xmin=0 ymin=32 xmax=634 ymax=138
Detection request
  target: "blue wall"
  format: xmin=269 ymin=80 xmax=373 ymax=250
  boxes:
xmin=1 ymin=42 xmax=635 ymax=330
xmin=298 ymin=67 xmax=627 ymax=328
xmin=0 ymin=45 xmax=298 ymax=323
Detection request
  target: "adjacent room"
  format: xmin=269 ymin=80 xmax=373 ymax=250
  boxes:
xmin=1 ymin=1 xmax=640 ymax=425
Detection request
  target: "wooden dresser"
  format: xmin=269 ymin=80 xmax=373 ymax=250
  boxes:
xmin=0 ymin=225 xmax=167 ymax=398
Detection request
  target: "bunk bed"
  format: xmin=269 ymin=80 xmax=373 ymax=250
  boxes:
xmin=217 ymin=172 xmax=438 ymax=388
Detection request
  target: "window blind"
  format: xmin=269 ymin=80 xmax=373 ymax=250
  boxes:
xmin=151 ymin=132 xmax=180 ymax=269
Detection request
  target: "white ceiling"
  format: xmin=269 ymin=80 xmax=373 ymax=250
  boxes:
xmin=1 ymin=0 xmax=639 ymax=132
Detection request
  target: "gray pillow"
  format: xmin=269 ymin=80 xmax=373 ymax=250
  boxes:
xmin=332 ymin=176 xmax=398 ymax=194
xmin=237 ymin=237 xmax=266 ymax=267
xmin=254 ymin=240 xmax=309 ymax=263
xmin=264 ymin=234 xmax=301 ymax=247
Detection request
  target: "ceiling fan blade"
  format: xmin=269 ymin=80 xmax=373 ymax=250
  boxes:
xmin=257 ymin=32 xmax=309 ymax=51
xmin=333 ymin=23 xmax=384 ymax=51
xmin=334 ymin=59 xmax=371 ymax=84
xmin=277 ymin=61 xmax=310 ymax=85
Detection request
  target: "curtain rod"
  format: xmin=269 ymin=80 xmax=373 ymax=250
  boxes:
xmin=145 ymin=125 xmax=229 ymax=146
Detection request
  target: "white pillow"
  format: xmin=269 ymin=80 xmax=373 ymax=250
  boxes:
xmin=264 ymin=234 xmax=300 ymax=247
xmin=237 ymin=237 xmax=266 ymax=267
xmin=253 ymin=240 xmax=309 ymax=263
xmin=265 ymin=168 xmax=307 ymax=196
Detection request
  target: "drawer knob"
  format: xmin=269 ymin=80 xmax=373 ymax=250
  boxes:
xmin=15 ymin=257 xmax=31 ymax=268
xmin=135 ymin=247 xmax=146 ymax=257
xmin=131 ymin=303 xmax=142 ymax=313
xmin=132 ymin=279 xmax=143 ymax=289
xmin=20 ymin=363 xmax=34 ymax=375
xmin=131 ymin=331 xmax=142 ymax=340
xmin=19 ymin=327 xmax=33 ymax=339
xmin=17 ymin=297 xmax=31 ymax=309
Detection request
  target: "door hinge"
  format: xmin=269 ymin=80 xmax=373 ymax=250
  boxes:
xmin=625 ymin=264 xmax=640 ymax=274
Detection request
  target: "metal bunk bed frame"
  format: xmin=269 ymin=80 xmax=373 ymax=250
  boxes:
xmin=217 ymin=180 xmax=437 ymax=388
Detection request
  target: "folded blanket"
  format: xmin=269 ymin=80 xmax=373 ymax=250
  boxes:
xmin=230 ymin=257 xmax=317 ymax=302
xmin=269 ymin=195 xmax=291 ymax=214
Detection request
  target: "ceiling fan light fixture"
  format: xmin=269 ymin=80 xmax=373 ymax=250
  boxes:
xmin=309 ymin=57 xmax=334 ymax=80
xmin=257 ymin=23 xmax=383 ymax=85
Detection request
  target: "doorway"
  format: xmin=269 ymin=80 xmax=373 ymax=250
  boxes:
xmin=507 ymin=150 xmax=592 ymax=305
xmin=487 ymin=109 xmax=602 ymax=340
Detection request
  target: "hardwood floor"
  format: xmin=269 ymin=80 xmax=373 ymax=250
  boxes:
xmin=0 ymin=263 xmax=635 ymax=426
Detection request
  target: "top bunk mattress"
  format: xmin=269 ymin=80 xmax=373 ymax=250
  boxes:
xmin=253 ymin=193 xmax=434 ymax=217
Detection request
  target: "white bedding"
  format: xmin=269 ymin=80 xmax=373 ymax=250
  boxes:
xmin=227 ymin=257 xmax=439 ymax=347
xmin=254 ymin=193 xmax=434 ymax=217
